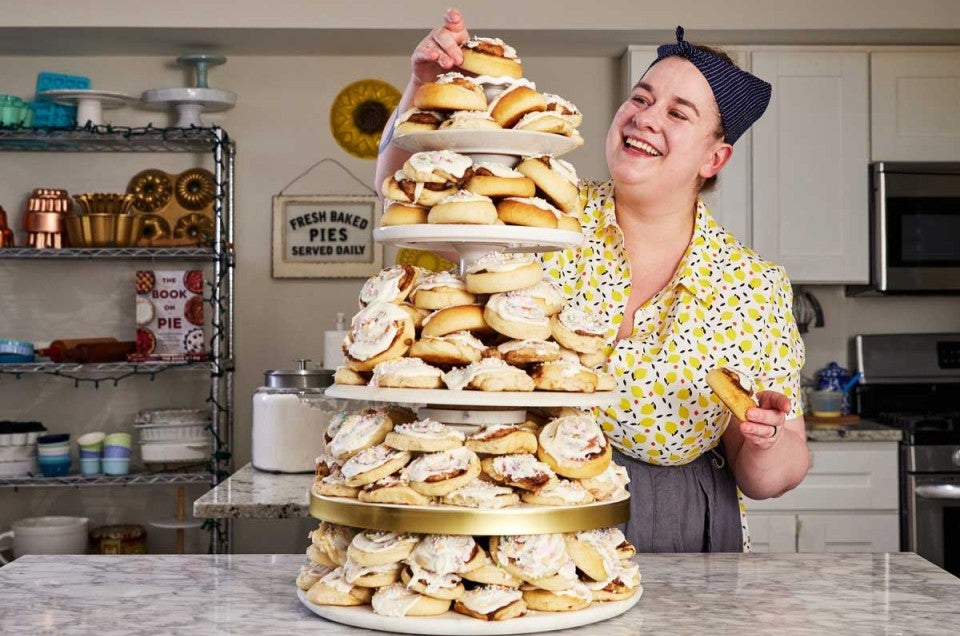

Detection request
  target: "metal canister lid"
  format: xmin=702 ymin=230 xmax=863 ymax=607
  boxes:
xmin=264 ymin=359 xmax=334 ymax=389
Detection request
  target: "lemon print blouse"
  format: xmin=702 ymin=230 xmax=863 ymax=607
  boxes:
xmin=543 ymin=180 xmax=805 ymax=466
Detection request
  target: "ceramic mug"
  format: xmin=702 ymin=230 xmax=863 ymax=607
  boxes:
xmin=0 ymin=516 xmax=89 ymax=564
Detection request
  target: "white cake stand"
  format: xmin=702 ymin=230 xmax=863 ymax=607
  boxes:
xmin=393 ymin=129 xmax=583 ymax=166
xmin=297 ymin=586 xmax=642 ymax=635
xmin=38 ymin=89 xmax=136 ymax=127
xmin=373 ymin=225 xmax=583 ymax=274
xmin=324 ymin=384 xmax=618 ymax=409
xmin=140 ymin=87 xmax=236 ymax=128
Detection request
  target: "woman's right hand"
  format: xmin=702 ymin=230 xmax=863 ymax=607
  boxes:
xmin=411 ymin=8 xmax=470 ymax=85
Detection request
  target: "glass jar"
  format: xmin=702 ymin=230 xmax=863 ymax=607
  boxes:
xmin=252 ymin=360 xmax=335 ymax=473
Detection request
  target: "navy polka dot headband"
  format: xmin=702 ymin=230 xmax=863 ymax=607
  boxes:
xmin=653 ymin=26 xmax=771 ymax=145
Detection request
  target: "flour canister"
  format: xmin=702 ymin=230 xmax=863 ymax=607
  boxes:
xmin=252 ymin=360 xmax=334 ymax=473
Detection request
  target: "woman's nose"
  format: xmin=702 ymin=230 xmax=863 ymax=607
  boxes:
xmin=632 ymin=105 xmax=660 ymax=132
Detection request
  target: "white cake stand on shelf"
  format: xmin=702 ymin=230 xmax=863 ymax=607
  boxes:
xmin=140 ymin=54 xmax=236 ymax=127
xmin=373 ymin=225 xmax=583 ymax=273
xmin=393 ymin=129 xmax=583 ymax=165
xmin=38 ymin=90 xmax=136 ymax=127
xmin=140 ymin=87 xmax=236 ymax=128
xmin=297 ymin=587 xmax=642 ymax=636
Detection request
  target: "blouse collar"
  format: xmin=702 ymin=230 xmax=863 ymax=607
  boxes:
xmin=596 ymin=181 xmax=724 ymax=307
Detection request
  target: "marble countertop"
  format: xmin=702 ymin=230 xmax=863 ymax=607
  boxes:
xmin=193 ymin=463 xmax=313 ymax=519
xmin=805 ymin=419 xmax=903 ymax=442
xmin=2 ymin=552 xmax=958 ymax=634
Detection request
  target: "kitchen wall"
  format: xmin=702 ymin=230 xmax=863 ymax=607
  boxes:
xmin=2 ymin=1 xmax=960 ymax=554
xmin=0 ymin=52 xmax=618 ymax=554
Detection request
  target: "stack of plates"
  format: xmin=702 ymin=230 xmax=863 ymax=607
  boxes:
xmin=134 ymin=408 xmax=211 ymax=471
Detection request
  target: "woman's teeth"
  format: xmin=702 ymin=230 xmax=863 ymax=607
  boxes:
xmin=625 ymin=138 xmax=661 ymax=156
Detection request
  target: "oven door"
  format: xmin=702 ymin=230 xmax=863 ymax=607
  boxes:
xmin=907 ymin=473 xmax=960 ymax=576
xmin=873 ymin=162 xmax=960 ymax=292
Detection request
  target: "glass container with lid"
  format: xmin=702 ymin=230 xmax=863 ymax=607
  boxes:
xmin=252 ymin=359 xmax=338 ymax=473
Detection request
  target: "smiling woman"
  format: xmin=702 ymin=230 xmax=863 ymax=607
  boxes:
xmin=375 ymin=11 xmax=810 ymax=554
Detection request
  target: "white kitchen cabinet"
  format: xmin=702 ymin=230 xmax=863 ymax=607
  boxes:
xmin=748 ymin=513 xmax=798 ymax=553
xmin=746 ymin=442 xmax=899 ymax=553
xmin=797 ymin=513 xmax=900 ymax=553
xmin=750 ymin=51 xmax=870 ymax=284
xmin=622 ymin=46 xmax=752 ymax=245
xmin=871 ymin=52 xmax=960 ymax=161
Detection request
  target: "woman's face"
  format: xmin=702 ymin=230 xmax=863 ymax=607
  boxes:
xmin=606 ymin=56 xmax=731 ymax=198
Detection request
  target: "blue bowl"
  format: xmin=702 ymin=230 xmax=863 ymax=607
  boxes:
xmin=103 ymin=445 xmax=132 ymax=459
xmin=79 ymin=457 xmax=101 ymax=476
xmin=37 ymin=457 xmax=71 ymax=477
xmin=38 ymin=453 xmax=70 ymax=461
xmin=79 ymin=448 xmax=102 ymax=459
xmin=102 ymin=457 xmax=129 ymax=476
xmin=37 ymin=433 xmax=69 ymax=444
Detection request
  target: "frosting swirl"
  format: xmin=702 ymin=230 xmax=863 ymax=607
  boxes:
xmin=486 ymin=291 xmax=548 ymax=326
xmin=460 ymin=585 xmax=523 ymax=615
xmin=370 ymin=357 xmax=442 ymax=387
xmin=557 ymin=306 xmax=605 ymax=336
xmin=359 ymin=265 xmax=411 ymax=305
xmin=392 ymin=418 xmax=465 ymax=441
xmin=495 ymin=534 xmax=566 ymax=578
xmin=402 ymin=446 xmax=477 ymax=483
xmin=347 ymin=302 xmax=410 ymax=361
xmin=465 ymin=251 xmax=535 ymax=274
xmin=410 ymin=534 xmax=478 ymax=575
xmin=539 ymin=415 xmax=607 ymax=463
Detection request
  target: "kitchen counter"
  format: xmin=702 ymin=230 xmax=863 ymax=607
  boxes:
xmin=193 ymin=463 xmax=312 ymax=519
xmin=805 ymin=419 xmax=903 ymax=442
xmin=2 ymin=552 xmax=957 ymax=634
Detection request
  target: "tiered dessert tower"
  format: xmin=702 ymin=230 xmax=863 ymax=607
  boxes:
xmin=296 ymin=38 xmax=642 ymax=634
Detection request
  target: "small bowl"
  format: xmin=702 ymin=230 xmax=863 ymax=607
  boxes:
xmin=102 ymin=457 xmax=130 ymax=476
xmin=37 ymin=433 xmax=69 ymax=445
xmin=104 ymin=432 xmax=132 ymax=448
xmin=79 ymin=448 xmax=102 ymax=459
xmin=103 ymin=445 xmax=132 ymax=459
xmin=810 ymin=390 xmax=844 ymax=418
xmin=38 ymin=456 xmax=71 ymax=477
xmin=79 ymin=457 xmax=102 ymax=476
xmin=38 ymin=444 xmax=70 ymax=457
xmin=77 ymin=431 xmax=105 ymax=451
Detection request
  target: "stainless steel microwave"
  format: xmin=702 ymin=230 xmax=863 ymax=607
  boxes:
xmin=870 ymin=162 xmax=960 ymax=293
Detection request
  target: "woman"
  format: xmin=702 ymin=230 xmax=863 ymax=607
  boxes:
xmin=376 ymin=9 xmax=809 ymax=552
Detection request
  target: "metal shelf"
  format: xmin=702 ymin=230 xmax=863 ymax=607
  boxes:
xmin=0 ymin=247 xmax=217 ymax=260
xmin=0 ymin=124 xmax=236 ymax=552
xmin=0 ymin=471 xmax=210 ymax=489
xmin=0 ymin=125 xmax=221 ymax=152
xmin=0 ymin=360 xmax=223 ymax=378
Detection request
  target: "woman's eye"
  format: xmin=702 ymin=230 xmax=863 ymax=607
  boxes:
xmin=670 ymin=110 xmax=688 ymax=120
xmin=631 ymin=95 xmax=648 ymax=106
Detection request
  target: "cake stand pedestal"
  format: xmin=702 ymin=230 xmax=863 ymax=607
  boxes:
xmin=37 ymin=90 xmax=135 ymax=127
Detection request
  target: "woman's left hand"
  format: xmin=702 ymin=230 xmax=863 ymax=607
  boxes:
xmin=738 ymin=391 xmax=791 ymax=450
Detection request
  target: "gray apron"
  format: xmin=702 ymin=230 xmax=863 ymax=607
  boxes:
xmin=615 ymin=444 xmax=742 ymax=552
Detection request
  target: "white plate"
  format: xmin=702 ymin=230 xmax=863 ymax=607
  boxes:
xmin=373 ymin=225 xmax=583 ymax=255
xmin=38 ymin=89 xmax=136 ymax=109
xmin=393 ymin=129 xmax=583 ymax=158
xmin=324 ymin=385 xmax=618 ymax=408
xmin=297 ymin=586 xmax=642 ymax=635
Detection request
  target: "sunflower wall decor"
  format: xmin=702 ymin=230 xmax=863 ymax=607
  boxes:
xmin=330 ymin=79 xmax=401 ymax=159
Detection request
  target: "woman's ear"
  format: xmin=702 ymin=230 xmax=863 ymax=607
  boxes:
xmin=700 ymin=143 xmax=733 ymax=179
